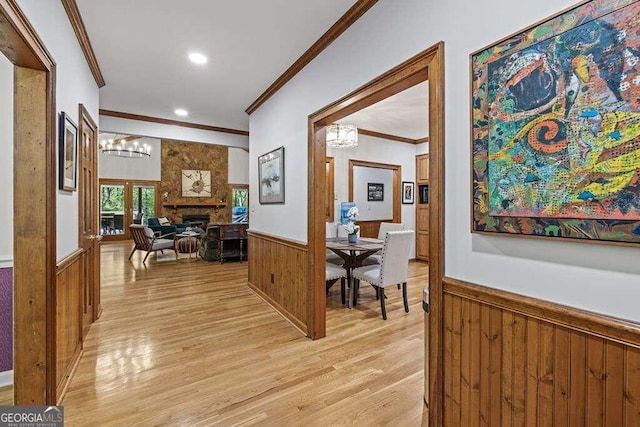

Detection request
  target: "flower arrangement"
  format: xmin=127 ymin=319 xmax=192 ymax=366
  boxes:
xmin=344 ymin=206 xmax=360 ymax=235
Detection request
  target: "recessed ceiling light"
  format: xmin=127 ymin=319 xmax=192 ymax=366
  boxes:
xmin=188 ymin=52 xmax=208 ymax=65
xmin=174 ymin=108 xmax=188 ymax=117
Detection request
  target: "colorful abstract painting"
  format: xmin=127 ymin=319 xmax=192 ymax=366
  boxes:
xmin=472 ymin=0 xmax=640 ymax=244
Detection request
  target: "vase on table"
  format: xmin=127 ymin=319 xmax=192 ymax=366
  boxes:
xmin=348 ymin=233 xmax=357 ymax=243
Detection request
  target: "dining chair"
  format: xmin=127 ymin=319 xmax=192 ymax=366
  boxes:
xmin=366 ymin=222 xmax=406 ymax=265
xmin=351 ymin=230 xmax=414 ymax=319
xmin=129 ymin=224 xmax=177 ymax=263
xmin=326 ymin=262 xmax=347 ymax=305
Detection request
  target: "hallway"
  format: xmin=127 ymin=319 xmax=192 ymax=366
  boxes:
xmin=61 ymin=242 xmax=429 ymax=426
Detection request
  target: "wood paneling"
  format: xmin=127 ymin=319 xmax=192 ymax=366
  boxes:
xmin=99 ymin=109 xmax=249 ymax=136
xmin=356 ymin=219 xmax=392 ymax=238
xmin=13 ymin=66 xmax=50 ymax=405
xmin=55 ymin=250 xmax=83 ymax=402
xmin=443 ymin=277 xmax=640 ymax=426
xmin=248 ymin=231 xmax=308 ymax=334
xmin=245 ymin=0 xmax=379 ymax=114
xmin=60 ymin=0 xmax=105 ymax=87
xmin=416 ymin=154 xmax=429 ymax=261
xmin=416 ymin=154 xmax=429 ymax=183
xmin=325 ymin=157 xmax=334 ymax=222
xmin=161 ymin=140 xmax=230 ymax=223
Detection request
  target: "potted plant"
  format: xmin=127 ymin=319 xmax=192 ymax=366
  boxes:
xmin=345 ymin=206 xmax=360 ymax=243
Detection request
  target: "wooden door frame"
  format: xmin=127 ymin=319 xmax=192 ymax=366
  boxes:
xmin=347 ymin=159 xmax=401 ymax=223
xmin=307 ymin=42 xmax=445 ymax=426
xmin=1 ymin=0 xmax=57 ymax=404
xmin=325 ymin=157 xmax=334 ymax=222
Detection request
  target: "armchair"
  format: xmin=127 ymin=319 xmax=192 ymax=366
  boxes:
xmin=128 ymin=224 xmax=177 ymax=263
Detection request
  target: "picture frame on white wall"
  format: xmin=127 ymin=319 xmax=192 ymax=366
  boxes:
xmin=258 ymin=146 xmax=285 ymax=204
xmin=402 ymin=181 xmax=414 ymax=204
xmin=58 ymin=111 xmax=78 ymax=191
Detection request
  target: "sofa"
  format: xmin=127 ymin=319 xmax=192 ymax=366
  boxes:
xmin=147 ymin=217 xmax=198 ymax=236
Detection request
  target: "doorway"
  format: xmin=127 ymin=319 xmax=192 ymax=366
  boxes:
xmin=0 ymin=1 xmax=57 ymax=405
xmin=307 ymin=42 xmax=445 ymax=425
xmin=99 ymin=179 xmax=160 ymax=240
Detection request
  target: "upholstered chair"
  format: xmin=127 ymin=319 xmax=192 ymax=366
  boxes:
xmin=129 ymin=224 xmax=177 ymax=263
xmin=326 ymin=262 xmax=347 ymax=305
xmin=351 ymin=230 xmax=414 ymax=319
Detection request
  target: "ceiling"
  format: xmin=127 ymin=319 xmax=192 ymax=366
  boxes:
xmin=76 ymin=1 xmax=428 ymax=141
xmin=340 ymin=82 xmax=429 ymax=140
xmin=76 ymin=0 xmax=358 ymax=131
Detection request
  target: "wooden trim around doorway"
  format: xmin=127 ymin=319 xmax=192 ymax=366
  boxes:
xmin=1 ymin=0 xmax=58 ymax=405
xmin=307 ymin=42 xmax=444 ymax=426
xmin=348 ymin=159 xmax=401 ymax=223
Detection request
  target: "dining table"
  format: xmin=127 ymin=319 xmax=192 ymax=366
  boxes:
xmin=326 ymin=237 xmax=384 ymax=308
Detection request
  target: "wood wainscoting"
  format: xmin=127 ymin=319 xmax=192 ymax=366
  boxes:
xmin=248 ymin=231 xmax=308 ymax=335
xmin=55 ymin=249 xmax=84 ymax=402
xmin=442 ymin=277 xmax=640 ymax=426
xmin=357 ymin=219 xmax=391 ymax=238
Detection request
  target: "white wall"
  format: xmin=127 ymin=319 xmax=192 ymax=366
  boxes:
xmin=98 ymin=137 xmax=249 ymax=185
xmin=353 ymin=167 xmax=393 ymax=220
xmin=17 ymin=0 xmax=99 ymax=260
xmin=249 ymin=0 xmax=640 ymax=322
xmin=0 ymin=54 xmax=12 ymax=265
xmin=98 ymin=137 xmax=161 ymax=181
xmin=228 ymin=147 xmax=249 ymax=184
xmin=100 ymin=115 xmax=249 ymax=150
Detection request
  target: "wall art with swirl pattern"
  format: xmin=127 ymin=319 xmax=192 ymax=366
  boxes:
xmin=471 ymin=0 xmax=640 ymax=245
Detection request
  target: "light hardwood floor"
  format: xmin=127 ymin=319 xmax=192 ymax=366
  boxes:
xmin=58 ymin=242 xmax=429 ymax=425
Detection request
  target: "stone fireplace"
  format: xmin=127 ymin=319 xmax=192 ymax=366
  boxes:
xmin=181 ymin=213 xmax=210 ymax=226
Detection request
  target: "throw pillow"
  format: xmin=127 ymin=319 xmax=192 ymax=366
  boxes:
xmin=158 ymin=217 xmax=170 ymax=225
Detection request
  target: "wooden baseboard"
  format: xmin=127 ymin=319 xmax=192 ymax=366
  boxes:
xmin=56 ymin=349 xmax=82 ymax=405
xmin=248 ymin=282 xmax=308 ymax=336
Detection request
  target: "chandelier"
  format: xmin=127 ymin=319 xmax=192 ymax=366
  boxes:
xmin=326 ymin=124 xmax=358 ymax=148
xmin=100 ymin=136 xmax=151 ymax=158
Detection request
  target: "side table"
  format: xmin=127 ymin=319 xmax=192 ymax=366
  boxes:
xmin=175 ymin=232 xmax=201 ymax=262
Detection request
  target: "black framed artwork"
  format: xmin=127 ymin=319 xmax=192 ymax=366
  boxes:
xmin=367 ymin=183 xmax=384 ymax=201
xmin=402 ymin=181 xmax=414 ymax=204
xmin=58 ymin=111 xmax=78 ymax=191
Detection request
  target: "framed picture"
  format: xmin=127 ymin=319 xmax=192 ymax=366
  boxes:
xmin=258 ymin=146 xmax=285 ymax=204
xmin=402 ymin=181 xmax=414 ymax=204
xmin=182 ymin=169 xmax=211 ymax=197
xmin=367 ymin=183 xmax=384 ymax=201
xmin=58 ymin=112 xmax=78 ymax=191
xmin=419 ymin=184 xmax=429 ymax=204
xmin=471 ymin=0 xmax=640 ymax=246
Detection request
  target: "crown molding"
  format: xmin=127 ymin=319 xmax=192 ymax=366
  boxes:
xmin=61 ymin=0 xmax=105 ymax=87
xmin=99 ymin=109 xmax=250 ymax=136
xmin=358 ymin=128 xmax=428 ymax=145
xmin=245 ymin=0 xmax=378 ymax=115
